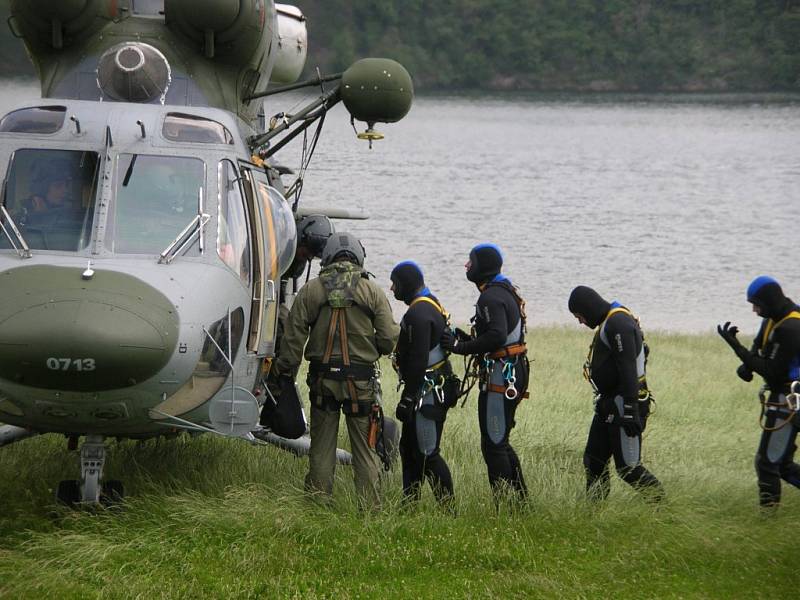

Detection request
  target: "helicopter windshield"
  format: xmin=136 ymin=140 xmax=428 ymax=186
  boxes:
xmin=0 ymin=148 xmax=99 ymax=252
xmin=110 ymin=154 xmax=205 ymax=255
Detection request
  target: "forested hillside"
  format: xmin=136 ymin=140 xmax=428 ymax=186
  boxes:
xmin=299 ymin=0 xmax=800 ymax=91
xmin=1 ymin=1 xmax=798 ymax=91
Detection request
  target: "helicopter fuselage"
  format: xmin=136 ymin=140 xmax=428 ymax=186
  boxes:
xmin=0 ymin=98 xmax=296 ymax=438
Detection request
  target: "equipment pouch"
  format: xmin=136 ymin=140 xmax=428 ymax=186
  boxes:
xmin=259 ymin=377 xmax=307 ymax=439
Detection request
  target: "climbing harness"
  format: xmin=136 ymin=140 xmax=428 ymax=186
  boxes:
xmin=758 ymin=381 xmax=800 ymax=432
xmin=755 ymin=310 xmax=800 ymax=431
xmin=584 ymin=305 xmax=653 ymax=411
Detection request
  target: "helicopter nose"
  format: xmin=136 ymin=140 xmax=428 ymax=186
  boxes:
xmin=0 ymin=266 xmax=179 ymax=392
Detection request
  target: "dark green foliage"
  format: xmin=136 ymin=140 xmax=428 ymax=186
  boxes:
xmin=300 ymin=0 xmax=800 ymax=91
xmin=0 ymin=1 xmax=798 ymax=89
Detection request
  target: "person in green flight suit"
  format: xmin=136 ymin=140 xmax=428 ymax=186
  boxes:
xmin=275 ymin=232 xmax=399 ymax=509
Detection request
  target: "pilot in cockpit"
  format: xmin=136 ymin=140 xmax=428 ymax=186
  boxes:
xmin=23 ymin=172 xmax=73 ymax=219
xmin=20 ymin=163 xmax=80 ymax=230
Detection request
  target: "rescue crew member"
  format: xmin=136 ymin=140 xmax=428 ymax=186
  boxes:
xmin=391 ymin=261 xmax=455 ymax=506
xmin=276 ymin=215 xmax=335 ymax=344
xmin=440 ymin=243 xmax=529 ymax=503
xmin=568 ymin=285 xmax=664 ymax=502
xmin=275 ymin=232 xmax=399 ymax=509
xmin=718 ymin=276 xmax=800 ymax=508
xmin=284 ymin=215 xmax=336 ymax=284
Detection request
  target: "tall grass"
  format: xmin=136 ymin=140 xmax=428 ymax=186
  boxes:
xmin=0 ymin=327 xmax=796 ymax=598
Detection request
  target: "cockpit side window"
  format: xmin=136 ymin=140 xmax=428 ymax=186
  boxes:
xmin=163 ymin=113 xmax=234 ymax=145
xmin=217 ymin=160 xmax=251 ymax=284
xmin=0 ymin=148 xmax=99 ymax=252
xmin=110 ymin=154 xmax=204 ymax=255
xmin=0 ymin=106 xmax=67 ymax=134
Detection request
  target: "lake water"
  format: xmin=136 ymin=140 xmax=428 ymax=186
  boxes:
xmin=2 ymin=81 xmax=799 ymax=333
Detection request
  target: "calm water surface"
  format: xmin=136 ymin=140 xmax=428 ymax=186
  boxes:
xmin=3 ymin=82 xmax=799 ymax=333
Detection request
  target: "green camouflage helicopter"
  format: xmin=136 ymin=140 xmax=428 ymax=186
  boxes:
xmin=0 ymin=0 xmax=412 ymax=504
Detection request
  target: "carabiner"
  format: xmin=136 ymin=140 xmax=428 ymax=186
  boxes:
xmin=787 ymin=392 xmax=800 ymax=413
xmin=504 ymin=384 xmax=518 ymax=400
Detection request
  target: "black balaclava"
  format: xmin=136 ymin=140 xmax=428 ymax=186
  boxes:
xmin=747 ymin=276 xmax=793 ymax=320
xmin=391 ymin=261 xmax=424 ymax=304
xmin=568 ymin=285 xmax=612 ymax=329
xmin=466 ymin=243 xmax=503 ymax=285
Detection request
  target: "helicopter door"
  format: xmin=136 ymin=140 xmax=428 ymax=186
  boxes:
xmin=238 ymin=166 xmax=269 ymax=356
xmin=240 ymin=165 xmax=297 ymax=357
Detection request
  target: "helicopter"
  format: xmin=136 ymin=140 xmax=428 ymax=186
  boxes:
xmin=0 ymin=0 xmax=413 ymax=504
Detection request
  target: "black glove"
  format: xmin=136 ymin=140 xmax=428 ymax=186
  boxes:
xmin=395 ymin=396 xmax=416 ymax=423
xmin=736 ymin=364 xmax=754 ymax=382
xmin=619 ymin=400 xmax=642 ymax=437
xmin=440 ymin=329 xmax=458 ymax=352
xmin=717 ymin=321 xmax=750 ymax=362
xmin=717 ymin=321 xmax=742 ymax=350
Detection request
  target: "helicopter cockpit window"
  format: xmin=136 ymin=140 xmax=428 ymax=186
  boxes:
xmin=0 ymin=148 xmax=99 ymax=252
xmin=217 ymin=161 xmax=251 ymax=283
xmin=163 ymin=113 xmax=234 ymax=145
xmin=110 ymin=154 xmax=205 ymax=255
xmin=131 ymin=0 xmax=164 ymax=16
xmin=0 ymin=106 xmax=67 ymax=134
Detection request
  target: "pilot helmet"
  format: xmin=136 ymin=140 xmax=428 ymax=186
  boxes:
xmin=297 ymin=214 xmax=335 ymax=259
xmin=321 ymin=232 xmax=366 ymax=267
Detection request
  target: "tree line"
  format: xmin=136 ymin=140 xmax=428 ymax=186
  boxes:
xmin=1 ymin=1 xmax=798 ymax=91
xmin=299 ymin=0 xmax=800 ymax=91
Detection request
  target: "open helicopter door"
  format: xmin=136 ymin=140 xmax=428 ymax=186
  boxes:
xmin=239 ymin=163 xmax=296 ymax=357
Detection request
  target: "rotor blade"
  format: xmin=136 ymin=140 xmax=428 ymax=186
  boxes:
xmin=295 ymin=206 xmax=369 ymax=220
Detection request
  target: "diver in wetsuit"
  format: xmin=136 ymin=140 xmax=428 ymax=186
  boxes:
xmin=718 ymin=276 xmax=800 ymax=508
xmin=568 ymin=285 xmax=664 ymax=502
xmin=391 ymin=261 xmax=455 ymax=506
xmin=441 ymin=243 xmax=529 ymax=503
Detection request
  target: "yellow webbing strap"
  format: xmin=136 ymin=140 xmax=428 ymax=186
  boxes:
xmin=410 ymin=295 xmax=450 ymax=321
xmin=407 ymin=295 xmax=451 ymax=372
xmin=761 ymin=311 xmax=800 ymax=350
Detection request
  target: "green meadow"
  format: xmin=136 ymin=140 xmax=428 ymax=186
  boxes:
xmin=0 ymin=326 xmax=796 ymax=599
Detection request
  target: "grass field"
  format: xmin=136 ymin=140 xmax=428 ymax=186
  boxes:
xmin=0 ymin=326 xmax=796 ymax=599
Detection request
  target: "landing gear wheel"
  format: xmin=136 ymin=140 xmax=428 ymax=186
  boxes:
xmin=101 ymin=480 xmax=124 ymax=506
xmin=55 ymin=479 xmax=81 ymax=506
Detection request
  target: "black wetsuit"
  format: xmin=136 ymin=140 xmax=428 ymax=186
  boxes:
xmin=584 ymin=307 xmax=663 ymax=501
xmin=396 ymin=294 xmax=454 ymax=504
xmin=455 ymin=281 xmax=528 ymax=500
xmin=740 ymin=300 xmax=800 ymax=506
